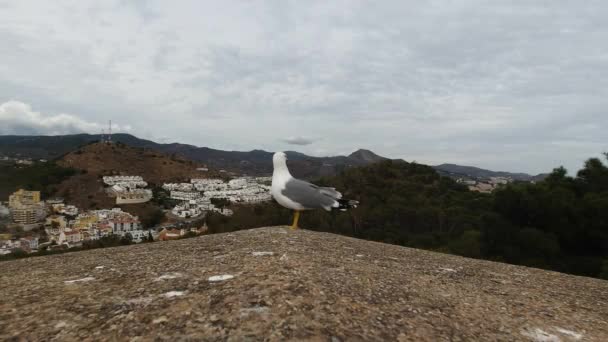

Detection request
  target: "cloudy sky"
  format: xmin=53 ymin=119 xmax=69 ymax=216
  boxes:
xmin=1 ymin=1 xmax=607 ymax=174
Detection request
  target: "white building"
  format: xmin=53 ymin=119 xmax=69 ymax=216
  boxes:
xmin=170 ymin=191 xmax=201 ymax=201
xmin=489 ymin=177 xmax=510 ymax=185
xmin=116 ymin=189 xmax=153 ymax=204
xmin=104 ymin=176 xmax=152 ymax=204
xmin=228 ymin=178 xmax=248 ymax=189
xmin=162 ymin=183 xmax=195 ymax=191
xmin=103 ymin=176 xmax=148 ymax=188
xmin=171 ymin=200 xmax=203 ymax=218
xmin=108 ymin=217 xmax=141 ymax=235
xmin=195 ymin=198 xmax=215 ymax=210
xmin=126 ymin=230 xmax=151 ymax=243
xmin=191 ymin=179 xmax=225 ymax=191
xmin=20 ymin=236 xmax=39 ymax=250
xmin=201 ymin=178 xmax=270 ymax=203
xmin=457 ymin=179 xmax=477 ymax=186
xmin=165 ymin=177 xmax=271 ymax=219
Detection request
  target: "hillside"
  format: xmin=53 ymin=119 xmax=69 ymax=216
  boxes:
xmin=433 ymin=163 xmax=547 ymax=181
xmin=57 ymin=142 xmax=207 ymax=185
xmin=1 ymin=227 xmax=606 ymax=340
xmin=51 ymin=142 xmax=210 ymax=217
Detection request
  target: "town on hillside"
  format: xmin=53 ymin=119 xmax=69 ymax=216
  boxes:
xmin=0 ymin=173 xmax=273 ymax=257
xmin=456 ymin=176 xmax=513 ymax=193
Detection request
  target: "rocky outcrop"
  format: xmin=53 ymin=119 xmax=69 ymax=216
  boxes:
xmin=1 ymin=227 xmax=607 ymax=341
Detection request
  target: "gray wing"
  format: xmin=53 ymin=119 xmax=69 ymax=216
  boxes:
xmin=282 ymin=178 xmax=342 ymax=210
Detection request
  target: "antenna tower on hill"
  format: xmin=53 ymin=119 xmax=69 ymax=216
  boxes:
xmin=108 ymin=120 xmax=112 ymax=144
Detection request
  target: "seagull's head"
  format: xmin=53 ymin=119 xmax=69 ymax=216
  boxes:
xmin=272 ymin=151 xmax=288 ymax=170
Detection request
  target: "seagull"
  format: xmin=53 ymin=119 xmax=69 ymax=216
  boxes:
xmin=271 ymin=152 xmax=359 ymax=229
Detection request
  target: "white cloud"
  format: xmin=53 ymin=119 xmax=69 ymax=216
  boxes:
xmin=0 ymin=100 xmax=130 ymax=135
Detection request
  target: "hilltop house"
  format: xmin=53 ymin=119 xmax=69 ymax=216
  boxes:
xmin=171 ymin=200 xmax=203 ymax=218
xmin=115 ymin=189 xmax=153 ymax=204
xmin=103 ymin=176 xmax=152 ymax=204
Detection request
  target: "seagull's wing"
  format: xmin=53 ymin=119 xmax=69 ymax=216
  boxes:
xmin=281 ymin=178 xmax=342 ymax=211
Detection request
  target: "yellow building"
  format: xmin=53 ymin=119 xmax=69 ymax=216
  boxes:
xmin=72 ymin=213 xmax=99 ymax=231
xmin=9 ymin=189 xmax=41 ymax=207
xmin=9 ymin=189 xmax=44 ymax=225
xmin=11 ymin=204 xmax=46 ymax=225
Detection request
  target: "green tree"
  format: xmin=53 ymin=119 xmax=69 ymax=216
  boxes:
xmin=449 ymin=230 xmax=482 ymax=258
xmin=142 ymin=208 xmax=164 ymax=228
xmin=599 ymin=260 xmax=608 ymax=280
xmin=210 ymin=198 xmax=231 ymax=209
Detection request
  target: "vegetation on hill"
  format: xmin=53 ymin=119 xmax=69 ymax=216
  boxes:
xmin=488 ymin=154 xmax=608 ymax=277
xmin=0 ymin=134 xmax=160 ymax=160
xmin=0 ymin=161 xmax=77 ymax=200
xmin=208 ymin=154 xmax=608 ymax=279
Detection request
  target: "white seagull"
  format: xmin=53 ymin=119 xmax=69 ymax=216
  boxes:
xmin=271 ymin=152 xmax=359 ymax=229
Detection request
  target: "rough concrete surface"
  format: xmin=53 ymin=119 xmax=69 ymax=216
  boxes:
xmin=1 ymin=227 xmax=607 ymax=341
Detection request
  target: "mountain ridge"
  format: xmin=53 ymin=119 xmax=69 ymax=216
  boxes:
xmin=0 ymin=133 xmax=545 ymax=179
xmin=434 ymin=163 xmax=548 ymax=181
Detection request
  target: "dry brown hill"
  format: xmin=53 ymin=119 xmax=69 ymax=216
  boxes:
xmin=53 ymin=142 xmax=213 ymax=212
xmin=58 ymin=142 xmax=210 ymax=185
xmin=1 ymin=227 xmax=606 ymax=341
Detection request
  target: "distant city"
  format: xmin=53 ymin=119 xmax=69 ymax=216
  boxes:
xmin=0 ymin=172 xmax=273 ymax=256
xmin=456 ymin=176 xmax=513 ymax=193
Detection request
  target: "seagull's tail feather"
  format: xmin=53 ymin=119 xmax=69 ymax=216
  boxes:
xmin=334 ymin=199 xmax=359 ymax=212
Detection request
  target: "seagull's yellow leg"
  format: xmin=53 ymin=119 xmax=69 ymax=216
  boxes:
xmin=291 ymin=211 xmax=301 ymax=229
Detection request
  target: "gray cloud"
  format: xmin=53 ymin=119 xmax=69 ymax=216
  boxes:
xmin=0 ymin=1 xmax=607 ymax=174
xmin=282 ymin=136 xmax=314 ymax=146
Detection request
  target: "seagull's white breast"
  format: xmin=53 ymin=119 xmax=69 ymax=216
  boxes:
xmin=271 ymin=172 xmax=306 ymax=211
